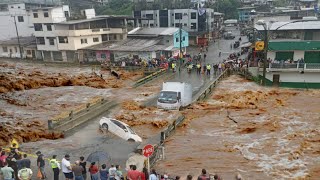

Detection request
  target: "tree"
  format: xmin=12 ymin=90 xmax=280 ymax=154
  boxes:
xmin=210 ymin=0 xmax=240 ymax=19
xmin=95 ymin=0 xmax=134 ymax=15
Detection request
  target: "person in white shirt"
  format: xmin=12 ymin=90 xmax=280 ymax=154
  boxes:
xmin=61 ymin=154 xmax=73 ymax=180
xmin=108 ymin=164 xmax=117 ymax=180
xmin=149 ymin=169 xmax=158 ymax=180
xmin=18 ymin=164 xmax=33 ymax=180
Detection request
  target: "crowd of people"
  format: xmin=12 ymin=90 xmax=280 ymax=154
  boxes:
xmin=0 ymin=146 xmax=245 ymax=180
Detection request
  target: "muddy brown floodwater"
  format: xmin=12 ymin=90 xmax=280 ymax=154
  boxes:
xmin=155 ymin=75 xmax=320 ymax=180
xmin=0 ymin=61 xmax=143 ymax=146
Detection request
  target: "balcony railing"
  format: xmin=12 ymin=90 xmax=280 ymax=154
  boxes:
xmin=267 ymin=63 xmax=320 ymax=71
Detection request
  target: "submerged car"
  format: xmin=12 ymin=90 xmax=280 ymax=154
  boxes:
xmin=99 ymin=117 xmax=142 ymax=142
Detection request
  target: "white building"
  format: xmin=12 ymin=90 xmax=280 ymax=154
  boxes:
xmin=134 ymin=9 xmax=215 ymax=33
xmin=32 ymin=6 xmax=129 ymax=62
xmin=0 ymin=3 xmax=36 ymax=41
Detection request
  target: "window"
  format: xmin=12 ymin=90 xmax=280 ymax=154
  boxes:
xmin=175 ymin=13 xmax=182 ymax=20
xmin=14 ymin=47 xmax=17 ymax=52
xmin=9 ymin=49 xmax=12 ymax=53
xmin=33 ymin=13 xmax=38 ymax=18
xmin=2 ymin=47 xmax=7 ymax=52
xmin=81 ymin=39 xmax=87 ymax=44
xmin=146 ymin=14 xmax=153 ymax=19
xmin=93 ymin=37 xmax=99 ymax=42
xmin=46 ymin=24 xmax=52 ymax=31
xmin=27 ymin=50 xmax=31 ymax=55
xmin=36 ymin=37 xmax=45 ymax=45
xmin=18 ymin=6 xmax=20 ymax=9
xmin=183 ymin=36 xmax=185 ymax=41
xmin=44 ymin=11 xmax=49 ymax=17
xmin=184 ymin=23 xmax=187 ymax=26
xmin=176 ymin=37 xmax=179 ymax=43
xmin=191 ymin=23 xmax=197 ymax=29
xmin=58 ymin=36 xmax=68 ymax=43
xmin=47 ymin=37 xmax=55 ymax=45
xmin=64 ymin=11 xmax=69 ymax=18
xmin=18 ymin=16 xmax=24 ymax=22
xmin=34 ymin=24 xmax=43 ymax=31
xmin=150 ymin=23 xmax=154 ymax=27
xmin=175 ymin=23 xmax=180 ymax=28
xmin=191 ymin=12 xmax=196 ymax=19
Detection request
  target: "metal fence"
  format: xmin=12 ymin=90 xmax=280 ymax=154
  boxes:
xmin=148 ymin=116 xmax=185 ymax=167
xmin=269 ymin=63 xmax=320 ymax=70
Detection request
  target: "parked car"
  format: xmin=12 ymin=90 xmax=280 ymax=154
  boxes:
xmin=99 ymin=117 xmax=142 ymax=142
xmin=224 ymin=32 xmax=235 ymax=40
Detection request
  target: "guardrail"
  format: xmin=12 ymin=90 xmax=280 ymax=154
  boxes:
xmin=133 ymin=68 xmax=167 ymax=88
xmin=48 ymin=98 xmax=117 ymax=135
xmin=195 ymin=69 xmax=232 ymax=101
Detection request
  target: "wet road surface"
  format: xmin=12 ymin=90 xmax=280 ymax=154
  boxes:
xmin=19 ymin=27 xmax=248 ymax=179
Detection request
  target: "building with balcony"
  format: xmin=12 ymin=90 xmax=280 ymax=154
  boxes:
xmin=133 ymin=8 xmax=214 ymax=45
xmin=255 ymin=21 xmax=320 ymax=63
xmin=31 ymin=6 xmax=129 ymax=62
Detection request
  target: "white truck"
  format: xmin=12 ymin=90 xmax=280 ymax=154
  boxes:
xmin=157 ymin=82 xmax=192 ymax=110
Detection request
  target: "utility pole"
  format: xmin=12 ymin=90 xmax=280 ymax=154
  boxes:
xmin=262 ymin=26 xmax=268 ymax=86
xmin=179 ymin=19 xmax=182 ymax=72
xmin=12 ymin=15 xmax=23 ymax=60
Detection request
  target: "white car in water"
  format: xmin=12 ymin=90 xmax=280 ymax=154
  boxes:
xmin=99 ymin=117 xmax=142 ymax=142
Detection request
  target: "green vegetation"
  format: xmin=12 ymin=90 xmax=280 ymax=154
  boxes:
xmin=209 ymin=0 xmax=240 ymax=19
xmin=95 ymin=0 xmax=133 ymax=15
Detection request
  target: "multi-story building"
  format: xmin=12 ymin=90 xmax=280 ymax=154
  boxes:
xmin=133 ymin=8 xmax=214 ymax=45
xmin=0 ymin=3 xmax=39 ymax=40
xmin=32 ymin=6 xmax=129 ymax=62
xmin=256 ymin=20 xmax=320 ymax=63
xmin=238 ymin=6 xmax=256 ymax=23
xmin=134 ymin=9 xmax=214 ymax=32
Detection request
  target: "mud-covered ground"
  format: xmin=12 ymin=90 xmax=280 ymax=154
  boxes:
xmin=155 ymin=75 xmax=320 ymax=180
xmin=0 ymin=61 xmax=143 ymax=146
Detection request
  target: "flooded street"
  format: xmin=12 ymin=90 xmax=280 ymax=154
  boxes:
xmin=155 ymin=75 xmax=320 ymax=180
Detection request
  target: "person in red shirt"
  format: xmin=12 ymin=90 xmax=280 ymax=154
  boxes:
xmin=89 ymin=162 xmax=99 ymax=180
xmin=127 ymin=165 xmax=141 ymax=180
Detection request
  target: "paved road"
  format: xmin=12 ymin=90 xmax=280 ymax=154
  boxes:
xmin=21 ymin=27 xmax=248 ymax=180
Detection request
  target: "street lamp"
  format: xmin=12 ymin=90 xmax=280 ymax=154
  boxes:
xmin=255 ymin=19 xmax=306 ymax=86
xmin=256 ymin=20 xmax=274 ymax=86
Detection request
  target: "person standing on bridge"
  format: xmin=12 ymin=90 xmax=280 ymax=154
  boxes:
xmin=50 ymin=155 xmax=60 ymax=180
xmin=206 ymin=64 xmax=211 ymax=76
xmin=196 ymin=63 xmax=201 ymax=74
xmin=62 ymin=154 xmax=73 ymax=180
xmin=203 ymin=54 xmax=207 ymax=62
xmin=219 ymin=52 xmax=221 ymax=57
xmin=36 ymin=151 xmax=46 ymax=179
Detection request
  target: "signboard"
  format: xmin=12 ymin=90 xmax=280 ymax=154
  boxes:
xmin=143 ymin=144 xmax=154 ymax=157
xmin=255 ymin=41 xmax=265 ymax=51
xmin=173 ymin=29 xmax=189 ymax=48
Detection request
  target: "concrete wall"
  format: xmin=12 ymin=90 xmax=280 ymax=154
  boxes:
xmin=32 ymin=7 xmax=68 ymax=24
xmin=293 ymin=50 xmax=304 ymax=61
xmin=267 ymin=51 xmax=276 ymax=60
xmin=0 ymin=3 xmax=34 ymax=40
xmin=263 ymin=71 xmax=320 ymax=83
